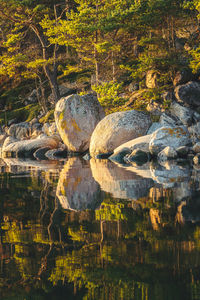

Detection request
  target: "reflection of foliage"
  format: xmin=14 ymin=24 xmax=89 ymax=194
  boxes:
xmin=95 ymin=199 xmax=132 ymax=222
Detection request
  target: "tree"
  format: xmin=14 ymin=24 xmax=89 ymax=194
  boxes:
xmin=0 ymin=0 xmax=67 ymax=107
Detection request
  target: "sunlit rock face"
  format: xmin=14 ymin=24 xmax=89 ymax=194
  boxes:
xmin=89 ymin=110 xmax=151 ymax=158
xmin=54 ymin=94 xmax=105 ymax=152
xmin=149 ymin=126 xmax=190 ymax=155
xmin=56 ymin=157 xmax=101 ymax=210
xmin=90 ymin=159 xmax=153 ymax=200
xmin=1 ymin=136 xmax=60 ymax=158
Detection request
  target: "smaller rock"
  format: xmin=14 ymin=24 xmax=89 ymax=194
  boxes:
xmin=175 ymin=81 xmax=200 ymax=108
xmin=146 ymin=100 xmax=164 ymax=116
xmin=158 ymin=146 xmax=177 ymax=162
xmin=109 ymin=149 xmax=131 ymax=163
xmin=173 ymin=69 xmax=192 ymax=86
xmin=176 ymin=146 xmax=189 ymax=157
xmin=125 ymin=149 xmax=149 ymax=165
xmin=193 ymin=142 xmax=200 ymax=153
xmin=149 ymin=126 xmax=190 ymax=155
xmin=159 ymin=112 xmax=180 ymax=127
xmin=128 ymin=82 xmax=139 ymax=92
xmin=146 ymin=70 xmax=157 ymax=88
xmin=170 ymin=101 xmax=193 ymax=126
xmin=188 ymin=122 xmax=200 ymax=144
xmin=193 ymin=154 xmax=200 ymax=165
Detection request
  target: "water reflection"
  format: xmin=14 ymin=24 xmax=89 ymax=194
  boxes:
xmin=56 ymin=157 xmax=102 ymax=210
xmin=90 ymin=159 xmax=154 ymax=200
xmin=0 ymin=158 xmax=200 ymax=299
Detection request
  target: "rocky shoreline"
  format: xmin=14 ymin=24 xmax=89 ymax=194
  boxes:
xmin=1 ymin=79 xmax=200 ymax=169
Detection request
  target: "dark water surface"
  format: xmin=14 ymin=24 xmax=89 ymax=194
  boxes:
xmin=0 ymin=157 xmax=200 ymax=300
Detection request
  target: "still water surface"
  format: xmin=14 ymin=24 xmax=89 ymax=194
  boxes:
xmin=0 ymin=157 xmax=200 ymax=300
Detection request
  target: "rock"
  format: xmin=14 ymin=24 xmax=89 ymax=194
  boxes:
xmin=56 ymin=157 xmax=101 ymax=210
xmin=146 ymin=100 xmax=164 ymax=116
xmin=90 ymin=110 xmax=151 ymax=158
xmin=90 ymin=159 xmax=154 ymax=200
xmin=157 ymin=146 xmax=177 ymax=162
xmin=110 ymin=134 xmax=152 ymax=163
xmin=8 ymin=122 xmax=31 ymax=140
xmin=128 ymin=82 xmax=139 ymax=92
xmin=33 ymin=147 xmax=50 ymax=160
xmin=27 ymin=89 xmax=39 ymax=103
xmin=173 ymin=69 xmax=192 ymax=86
xmin=29 ymin=118 xmax=38 ymax=125
xmin=7 ymin=119 xmax=17 ymax=126
xmin=146 ymin=70 xmax=157 ymax=88
xmin=176 ymin=146 xmax=189 ymax=157
xmin=109 ymin=149 xmax=131 ymax=164
xmin=175 ymin=81 xmax=200 ymax=108
xmin=55 ymin=93 xmax=105 ymax=152
xmin=0 ymin=134 xmax=7 ymax=146
xmin=188 ymin=122 xmax=200 ymax=144
xmin=161 ymin=90 xmax=175 ymax=102
xmin=149 ymin=126 xmax=191 ymax=155
xmin=1 ymin=136 xmax=59 ymax=158
xmin=193 ymin=142 xmax=200 ymax=153
xmin=147 ymin=122 xmax=162 ymax=135
xmin=193 ymin=154 xmax=200 ymax=165
xmin=170 ymin=101 xmax=193 ymax=126
xmin=125 ymin=149 xmax=149 ymax=165
xmin=159 ymin=112 xmax=180 ymax=127
xmin=45 ymin=148 xmax=68 ymax=160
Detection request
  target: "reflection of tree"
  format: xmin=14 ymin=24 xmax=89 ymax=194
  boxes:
xmin=2 ymin=174 xmax=200 ymax=299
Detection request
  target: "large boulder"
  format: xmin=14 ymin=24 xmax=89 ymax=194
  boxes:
xmin=149 ymin=126 xmax=191 ymax=155
xmin=55 ymin=94 xmax=105 ymax=152
xmin=90 ymin=110 xmax=151 ymax=158
xmin=1 ymin=136 xmax=59 ymax=158
xmin=175 ymin=81 xmax=200 ymax=108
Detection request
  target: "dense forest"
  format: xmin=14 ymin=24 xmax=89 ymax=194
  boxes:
xmin=0 ymin=0 xmax=200 ymax=124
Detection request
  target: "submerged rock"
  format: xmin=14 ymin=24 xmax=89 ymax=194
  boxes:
xmin=90 ymin=110 xmax=151 ymax=158
xmin=55 ymin=93 xmax=105 ymax=152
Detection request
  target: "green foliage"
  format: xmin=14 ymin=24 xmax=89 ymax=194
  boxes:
xmin=39 ymin=109 xmax=54 ymax=124
xmin=0 ymin=104 xmax=41 ymax=125
xmin=92 ymin=81 xmax=125 ymax=109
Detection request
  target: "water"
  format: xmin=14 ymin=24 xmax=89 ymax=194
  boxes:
xmin=0 ymin=157 xmax=200 ymax=299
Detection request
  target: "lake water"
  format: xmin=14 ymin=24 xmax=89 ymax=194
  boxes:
xmin=0 ymin=157 xmax=200 ymax=300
